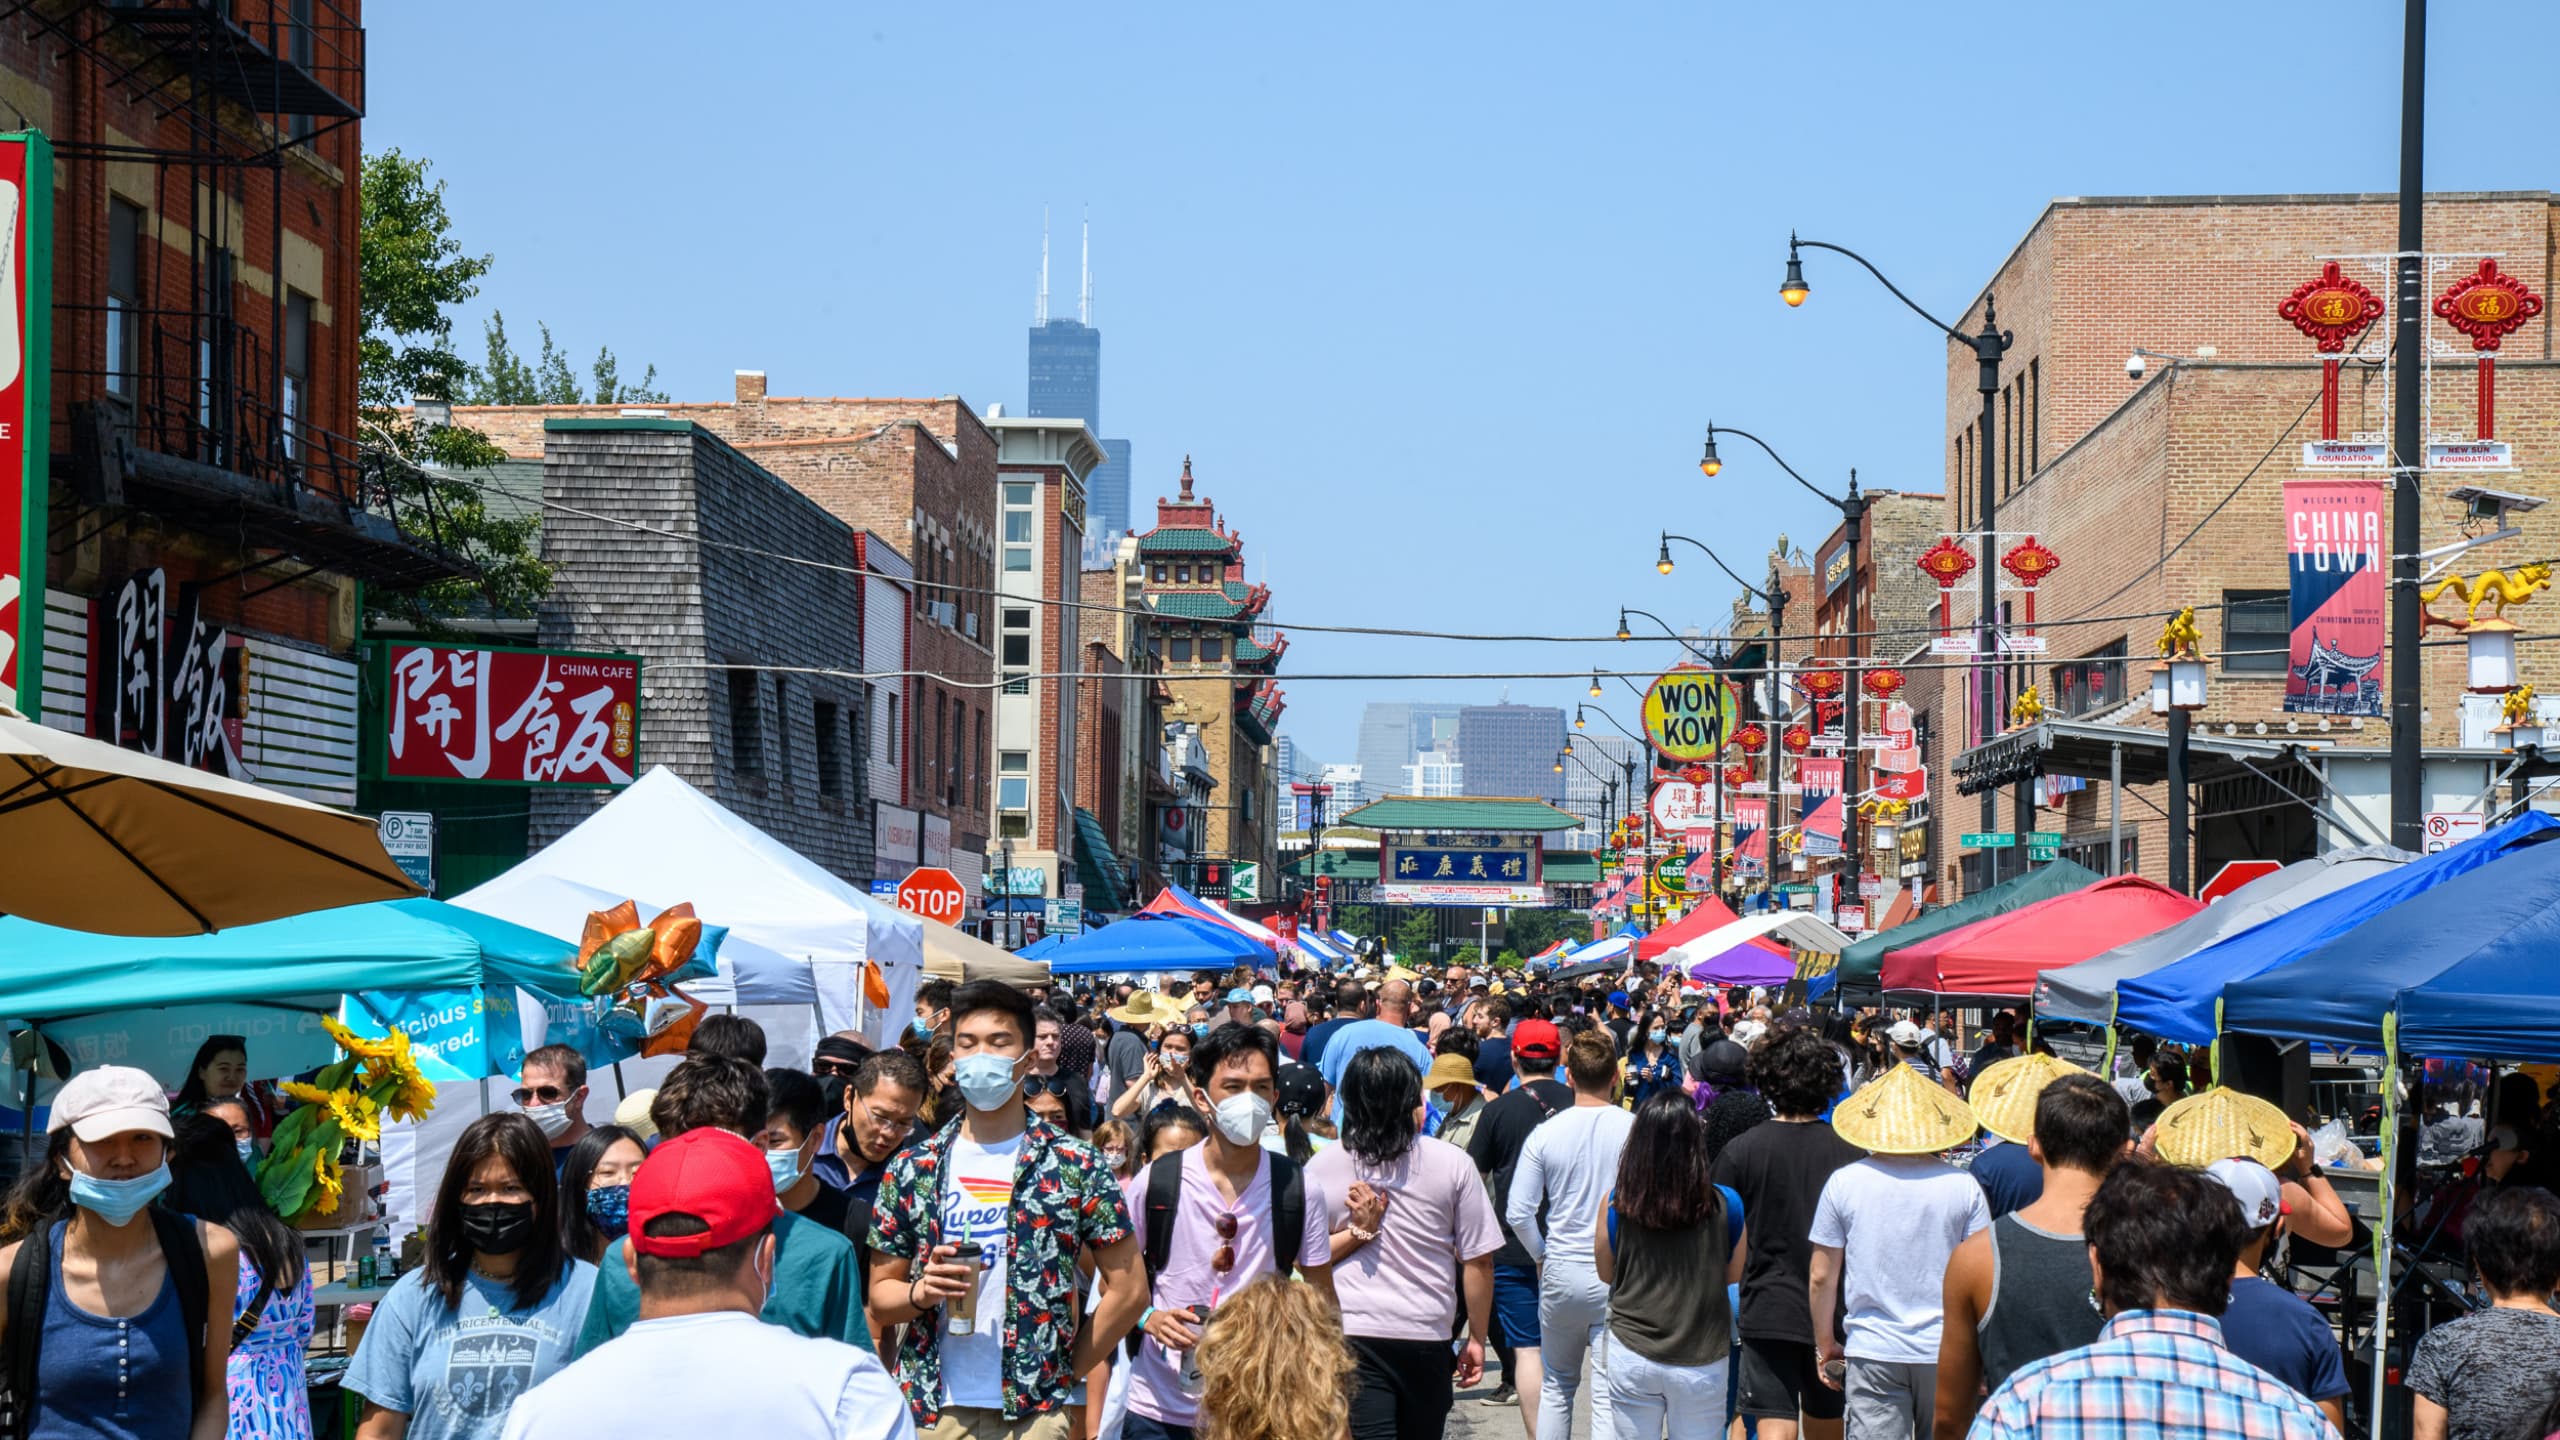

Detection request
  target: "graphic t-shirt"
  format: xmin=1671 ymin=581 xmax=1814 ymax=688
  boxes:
xmin=937 ymin=1132 xmax=1022 ymax=1410
xmin=2405 ymin=1305 xmax=2560 ymax=1440
xmin=345 ymin=1262 xmax=597 ymax=1440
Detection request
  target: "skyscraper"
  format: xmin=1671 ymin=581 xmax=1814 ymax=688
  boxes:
xmin=1355 ymin=701 xmax=1462 ymax=799
xmin=1457 ymin=704 xmax=1568 ymax=802
xmin=1027 ymin=213 xmax=1132 ymax=556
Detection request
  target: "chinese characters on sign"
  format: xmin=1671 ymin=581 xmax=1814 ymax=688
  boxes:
xmin=383 ymin=643 xmax=641 ymax=786
xmin=1385 ymin=848 xmax=1534 ymax=883
xmin=0 ymin=133 xmax=50 ymax=720
xmin=107 ymin=568 xmax=237 ymax=775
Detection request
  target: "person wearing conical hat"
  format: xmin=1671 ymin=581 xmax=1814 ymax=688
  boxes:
xmin=1934 ymin=1068 xmax=2129 ymax=1440
xmin=1807 ymin=1063 xmax=1989 ymax=1440
xmin=2144 ymin=1086 xmax=2355 ymax=1251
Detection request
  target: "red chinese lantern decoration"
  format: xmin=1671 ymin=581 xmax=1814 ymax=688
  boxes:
xmin=1797 ymin=662 xmax=1845 ymax=701
xmin=1733 ymin=723 xmax=1768 ymax=754
xmin=1917 ymin=538 xmax=1978 ymax=650
xmin=1861 ymin=667 xmax=1906 ymax=700
xmin=1680 ymin=763 xmax=1713 ymax=786
xmin=2279 ymin=261 xmax=2386 ymax=441
xmin=1781 ymin=724 xmax=1812 ymax=755
xmin=2000 ymin=537 xmax=2062 ymax=644
xmin=1720 ymin=763 xmax=1751 ymax=789
xmin=2434 ymin=259 xmax=2545 ymax=440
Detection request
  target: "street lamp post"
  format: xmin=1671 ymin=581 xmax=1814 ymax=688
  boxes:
xmin=1699 ymin=423 xmax=1867 ymax=902
xmin=1659 ymin=531 xmax=1784 ymax=910
xmin=1783 ymin=234 xmax=2014 ymax=878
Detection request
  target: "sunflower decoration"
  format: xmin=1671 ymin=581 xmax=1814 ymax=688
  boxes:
xmin=255 ymin=1014 xmax=441 ymax=1223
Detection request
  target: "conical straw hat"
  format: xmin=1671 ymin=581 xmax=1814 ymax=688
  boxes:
xmin=2153 ymin=1086 xmax=2296 ymax=1171
xmin=1831 ymin=1062 xmax=1979 ymax=1155
xmin=1967 ymin=1052 xmax=2088 ymax=1146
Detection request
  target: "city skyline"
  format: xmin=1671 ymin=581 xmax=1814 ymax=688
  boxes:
xmin=1026 ymin=212 xmax=1134 ymax=553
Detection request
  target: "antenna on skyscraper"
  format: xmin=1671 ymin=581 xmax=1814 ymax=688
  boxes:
xmin=1079 ymin=205 xmax=1092 ymax=326
xmin=1036 ymin=207 xmax=1051 ymax=325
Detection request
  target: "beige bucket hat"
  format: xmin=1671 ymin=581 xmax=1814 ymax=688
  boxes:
xmin=1831 ymin=1062 xmax=1979 ymax=1155
xmin=1966 ymin=1052 xmax=2088 ymax=1146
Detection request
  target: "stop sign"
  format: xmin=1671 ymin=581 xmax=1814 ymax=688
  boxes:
xmin=897 ymin=866 xmax=967 ymax=925
xmin=2197 ymin=859 xmax=2282 ymax=905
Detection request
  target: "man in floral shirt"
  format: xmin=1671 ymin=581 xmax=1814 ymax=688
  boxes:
xmin=869 ymin=979 xmax=1144 ymax=1437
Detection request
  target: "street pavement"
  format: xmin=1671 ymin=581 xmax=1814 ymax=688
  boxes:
xmin=1448 ymin=1363 xmax=1594 ymax=1440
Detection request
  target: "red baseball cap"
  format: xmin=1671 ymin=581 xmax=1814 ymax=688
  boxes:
xmin=627 ymin=1128 xmax=781 ymax=1258
xmin=1512 ymin=1019 xmax=1562 ymax=1062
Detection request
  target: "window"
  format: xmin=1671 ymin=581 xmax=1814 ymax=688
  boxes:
xmin=2223 ymin=590 xmax=2290 ymax=675
xmin=2000 ymin=387 xmax=2012 ymax=497
xmin=728 ymin=672 xmax=763 ymax=779
xmin=1242 ymin=789 xmax=1256 ymax=822
xmin=999 ymin=751 xmax=1030 ymax=815
xmin=107 ymin=201 xmax=142 ymax=398
xmin=933 ymin=690 xmax=947 ymax=793
xmin=197 ymin=247 xmax=234 ymax=435
xmin=2051 ymin=640 xmax=2128 ymax=717
xmin=2029 ymin=358 xmax=2041 ymax=474
xmin=1170 ymin=636 xmax=1193 ymax=663
xmin=1200 ymin=637 xmax=1223 ymax=663
xmin=884 ymin=691 xmax=900 ymax=765
xmin=816 ymin=702 xmax=843 ymax=796
xmin=1174 ymin=564 xmax=1192 ymax=584
xmin=1151 ymin=564 xmax=1167 ymax=582
xmin=975 ymin=710 xmax=986 ymax=809
xmin=1003 ymin=483 xmax=1034 ymax=573
xmin=282 ymin=291 xmax=311 ymax=459
xmin=772 ymin=675 xmax=792 ymax=781
xmin=1001 ymin=607 xmax=1032 ymax=695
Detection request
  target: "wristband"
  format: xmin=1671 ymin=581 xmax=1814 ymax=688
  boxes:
xmin=1139 ymin=1306 xmax=1157 ymax=1332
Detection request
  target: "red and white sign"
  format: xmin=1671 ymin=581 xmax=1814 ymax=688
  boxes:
xmin=1734 ymin=797 xmax=1768 ymax=832
xmin=1799 ymin=756 xmax=1843 ymax=793
xmin=1838 ymin=904 xmax=1868 ymax=932
xmin=1873 ymin=767 xmax=1929 ymax=803
xmin=2197 ymin=859 xmax=2283 ymax=906
xmin=0 ymin=134 xmax=48 ymax=718
xmin=2423 ymin=810 xmax=2485 ymax=855
xmin=384 ymin=642 xmax=641 ymax=786
xmin=1649 ymin=781 xmax=1702 ymax=830
xmin=897 ymin=866 xmax=967 ymax=925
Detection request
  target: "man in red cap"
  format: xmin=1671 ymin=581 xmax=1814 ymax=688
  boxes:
xmin=499 ymin=1128 xmax=911 ymax=1440
xmin=1466 ymin=1016 xmax=1571 ymax=1437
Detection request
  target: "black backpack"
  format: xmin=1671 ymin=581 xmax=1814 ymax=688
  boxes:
xmin=1126 ymin=1150 xmax=1305 ymax=1355
xmin=4 ymin=1209 xmax=209 ymax=1440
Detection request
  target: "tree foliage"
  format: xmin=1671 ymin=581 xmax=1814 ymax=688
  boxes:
xmin=462 ymin=311 xmax=667 ymax=407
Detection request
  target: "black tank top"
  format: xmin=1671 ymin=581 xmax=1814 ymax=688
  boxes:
xmin=1978 ymin=1213 xmax=2104 ymax=1391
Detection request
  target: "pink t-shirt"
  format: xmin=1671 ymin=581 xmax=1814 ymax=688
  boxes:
xmin=1123 ymin=1146 xmax=1332 ymax=1427
xmin=1306 ymin=1134 xmax=1503 ymax=1341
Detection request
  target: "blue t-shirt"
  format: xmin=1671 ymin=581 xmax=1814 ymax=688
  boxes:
xmin=1969 ymin=1140 xmax=2045 ymax=1220
xmin=2223 ymin=1275 xmax=2349 ymax=1401
xmin=1316 ymin=1019 xmax=1434 ymax=1095
xmin=345 ymin=1262 xmax=597 ymax=1440
xmin=1300 ymin=1017 xmax=1356 ymax=1070
xmin=1475 ymin=1037 xmax=1516 ymax=1094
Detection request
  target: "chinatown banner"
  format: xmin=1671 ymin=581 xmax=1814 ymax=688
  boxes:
xmin=0 ymin=132 xmax=49 ymax=720
xmin=2283 ymin=479 xmax=2384 ymax=717
xmin=380 ymin=642 xmax=642 ymax=786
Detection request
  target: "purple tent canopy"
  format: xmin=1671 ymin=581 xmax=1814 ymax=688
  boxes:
xmin=1685 ymin=941 xmax=1801 ymax=987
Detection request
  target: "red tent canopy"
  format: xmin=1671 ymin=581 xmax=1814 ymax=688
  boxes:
xmin=1879 ymin=875 xmax=2201 ymax=997
xmin=1636 ymin=894 xmax=1787 ymax=962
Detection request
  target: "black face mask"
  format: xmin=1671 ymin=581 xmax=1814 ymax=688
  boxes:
xmin=458 ymin=1200 xmax=539 ymax=1256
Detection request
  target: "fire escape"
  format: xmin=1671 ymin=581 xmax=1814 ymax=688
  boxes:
xmin=9 ymin=0 xmax=473 ymax=591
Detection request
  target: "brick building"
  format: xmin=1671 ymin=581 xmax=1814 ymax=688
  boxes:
xmin=1889 ymin=191 xmax=2560 ymax=898
xmin=23 ymin=3 xmax=478 ymax=807
xmin=527 ymin=418 xmax=871 ymax=880
xmin=984 ymin=413 xmax=1104 ymax=915
xmin=453 ymin=374 xmax=999 ymax=912
xmin=1130 ymin=459 xmax=1285 ymax=899
xmin=1077 ymin=552 xmax=1158 ymax=910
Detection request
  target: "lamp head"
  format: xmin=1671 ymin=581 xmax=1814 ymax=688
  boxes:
xmin=1615 ymin=610 xmax=1633 ymax=641
xmin=1589 ymin=672 xmax=1604 ymax=699
xmin=1699 ymin=427 xmax=1723 ymax=478
xmin=1657 ymin=536 xmax=1675 ymax=576
xmin=1779 ymin=240 xmax=1810 ymax=308
xmin=1554 ymin=757 xmax=1565 ymax=774
xmin=1574 ymin=708 xmax=1587 ymax=730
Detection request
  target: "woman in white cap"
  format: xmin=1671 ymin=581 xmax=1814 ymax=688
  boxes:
xmin=0 ymin=1064 xmax=242 ymax=1440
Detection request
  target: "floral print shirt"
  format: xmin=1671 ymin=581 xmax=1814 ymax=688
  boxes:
xmin=868 ymin=1112 xmax=1134 ymax=1424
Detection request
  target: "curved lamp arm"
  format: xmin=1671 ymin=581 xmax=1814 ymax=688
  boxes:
xmin=1789 ymin=234 xmax=1965 ymax=341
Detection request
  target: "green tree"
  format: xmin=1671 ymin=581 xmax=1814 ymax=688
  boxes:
xmin=1392 ymin=910 xmax=1437 ymax=964
xmin=591 ymin=347 xmax=667 ymax=406
xmin=465 ymin=312 xmax=667 ymax=407
xmin=357 ymin=150 xmax=548 ymax=628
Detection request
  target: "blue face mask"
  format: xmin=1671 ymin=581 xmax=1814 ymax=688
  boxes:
xmin=1649 ymin=1029 xmax=1668 ymax=1046
xmin=585 ymin=1184 xmax=630 ymax=1239
xmin=911 ymin=1016 xmax=936 ymax=1039
xmin=1193 ymin=1023 xmax=1212 ymax=1038
xmin=952 ymin=1053 xmax=1022 ymax=1112
xmin=69 ymin=1163 xmax=171 ymax=1226
xmin=235 ymin=1137 xmax=257 ymax=1168
xmin=767 ymin=1143 xmax=808 ymax=1193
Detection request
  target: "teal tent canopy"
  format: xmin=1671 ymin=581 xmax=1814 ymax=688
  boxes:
xmin=1834 ymin=860 xmax=2102 ymax=995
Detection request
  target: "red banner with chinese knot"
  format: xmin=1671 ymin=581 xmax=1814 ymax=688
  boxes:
xmin=383 ymin=642 xmax=642 ymax=786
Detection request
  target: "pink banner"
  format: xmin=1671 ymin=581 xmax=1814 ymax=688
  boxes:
xmin=2283 ymin=479 xmax=2384 ymax=716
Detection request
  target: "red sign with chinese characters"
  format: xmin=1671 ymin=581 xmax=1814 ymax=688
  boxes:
xmin=0 ymin=135 xmax=50 ymax=719
xmin=382 ymin=642 xmax=642 ymax=787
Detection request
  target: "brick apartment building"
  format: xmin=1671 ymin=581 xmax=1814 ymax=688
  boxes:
xmin=1887 ymin=191 xmax=2560 ymax=897
xmin=18 ymin=3 xmax=476 ymax=807
xmin=1130 ymin=459 xmax=1284 ymax=899
xmin=455 ymin=375 xmax=1000 ymax=913
xmin=984 ymin=413 xmax=1104 ymax=916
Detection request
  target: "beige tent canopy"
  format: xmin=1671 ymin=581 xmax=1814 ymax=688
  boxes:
xmin=921 ymin=921 xmax=1052 ymax=987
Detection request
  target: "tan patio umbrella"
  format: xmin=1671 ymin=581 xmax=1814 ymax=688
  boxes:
xmin=0 ymin=706 xmax=421 ymax=935
xmin=920 ymin=919 xmax=1052 ymax=987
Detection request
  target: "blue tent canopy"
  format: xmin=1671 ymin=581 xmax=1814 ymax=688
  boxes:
xmin=1045 ymin=914 xmax=1267 ymax=975
xmin=2394 ymin=865 xmax=2560 ymax=1061
xmin=2112 ymin=812 xmax=2560 ymax=1044
xmin=2221 ymin=832 xmax=2560 ymax=1047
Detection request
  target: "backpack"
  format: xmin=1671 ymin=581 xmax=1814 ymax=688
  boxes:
xmin=1127 ymin=1150 xmax=1305 ymax=1356
xmin=1489 ymin=1081 xmax=1564 ymax=1250
xmin=5 ymin=1209 xmax=209 ymax=1440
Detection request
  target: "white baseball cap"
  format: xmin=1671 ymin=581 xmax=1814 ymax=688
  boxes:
xmin=48 ymin=1066 xmax=175 ymax=1142
xmin=1250 ymin=984 xmax=1274 ymax=1006
xmin=2206 ymin=1157 xmax=2288 ymax=1230
xmin=1887 ymin=1020 xmax=1927 ymax=1048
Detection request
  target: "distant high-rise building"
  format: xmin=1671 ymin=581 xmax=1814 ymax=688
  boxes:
xmin=1356 ymin=701 xmax=1462 ymax=797
xmin=1406 ymin=744 xmax=1465 ymax=797
xmin=1027 ymin=212 xmax=1132 ymax=560
xmin=1274 ymin=734 xmax=1308 ymax=786
xmin=1561 ymin=733 xmax=1643 ymax=848
xmin=1457 ymin=704 xmax=1568 ymax=801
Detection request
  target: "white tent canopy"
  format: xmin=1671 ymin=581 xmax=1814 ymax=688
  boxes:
xmin=454 ymin=766 xmax=925 ymax=1047
xmin=1663 ymin=911 xmax=1853 ymax=967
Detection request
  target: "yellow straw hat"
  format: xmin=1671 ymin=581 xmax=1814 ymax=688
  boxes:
xmin=2154 ymin=1087 xmax=2296 ymax=1170
xmin=1106 ymin=990 xmax=1187 ymax=1027
xmin=1383 ymin=964 xmax=1421 ymax=984
xmin=1967 ymin=1053 xmax=2087 ymax=1146
xmin=613 ymin=1088 xmax=660 ymax=1142
xmin=1831 ymin=1062 xmax=1979 ymax=1156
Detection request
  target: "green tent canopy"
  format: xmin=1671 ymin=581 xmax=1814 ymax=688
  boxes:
xmin=1834 ymin=860 xmax=2104 ymax=996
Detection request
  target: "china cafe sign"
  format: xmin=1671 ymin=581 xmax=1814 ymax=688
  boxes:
xmin=379 ymin=642 xmax=641 ymax=788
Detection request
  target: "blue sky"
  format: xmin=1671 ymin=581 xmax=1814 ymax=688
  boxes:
xmin=367 ymin=2 xmax=2558 ymax=772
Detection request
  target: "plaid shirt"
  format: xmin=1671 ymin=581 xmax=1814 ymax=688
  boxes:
xmin=1970 ymin=1310 xmax=2338 ymax=1440
xmin=868 ymin=1111 xmax=1134 ymax=1426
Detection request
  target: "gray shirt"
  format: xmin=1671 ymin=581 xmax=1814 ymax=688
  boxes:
xmin=2406 ymin=1306 xmax=2560 ymax=1440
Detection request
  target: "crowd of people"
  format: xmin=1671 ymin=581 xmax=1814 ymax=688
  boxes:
xmin=4 ymin=961 xmax=2559 ymax=1440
